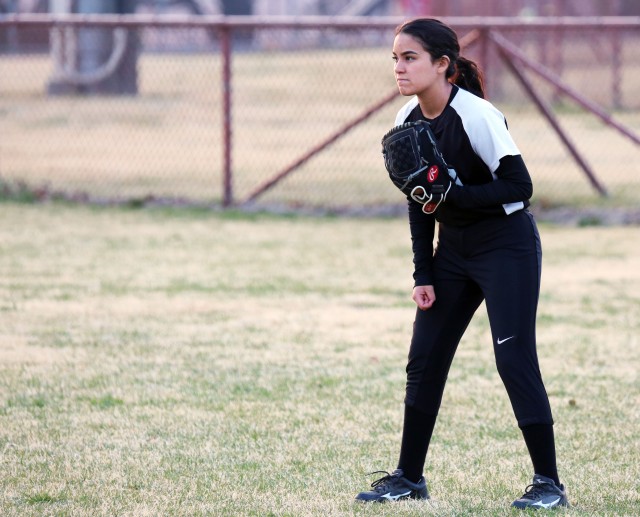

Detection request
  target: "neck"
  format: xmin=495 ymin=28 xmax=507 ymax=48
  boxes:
xmin=418 ymin=82 xmax=453 ymax=119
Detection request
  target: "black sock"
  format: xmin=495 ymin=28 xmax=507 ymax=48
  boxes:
xmin=520 ymin=423 xmax=560 ymax=486
xmin=397 ymin=404 xmax=437 ymax=484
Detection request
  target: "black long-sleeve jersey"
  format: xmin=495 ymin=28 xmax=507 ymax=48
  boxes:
xmin=396 ymin=85 xmax=534 ymax=286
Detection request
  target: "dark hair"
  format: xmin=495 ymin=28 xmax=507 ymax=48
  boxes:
xmin=396 ymin=18 xmax=485 ymax=99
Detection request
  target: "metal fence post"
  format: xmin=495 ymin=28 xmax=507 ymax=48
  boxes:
xmin=221 ymin=23 xmax=233 ymax=207
xmin=612 ymin=28 xmax=622 ymax=109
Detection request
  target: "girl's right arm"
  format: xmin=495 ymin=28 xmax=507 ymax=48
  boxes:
xmin=408 ymin=198 xmax=436 ymax=288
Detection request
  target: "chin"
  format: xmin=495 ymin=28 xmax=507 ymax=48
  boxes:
xmin=397 ymin=85 xmax=415 ymax=96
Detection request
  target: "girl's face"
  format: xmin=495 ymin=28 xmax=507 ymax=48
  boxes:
xmin=392 ymin=32 xmax=449 ymax=98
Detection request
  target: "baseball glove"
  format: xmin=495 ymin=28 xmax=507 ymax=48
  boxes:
xmin=381 ymin=120 xmax=459 ymax=214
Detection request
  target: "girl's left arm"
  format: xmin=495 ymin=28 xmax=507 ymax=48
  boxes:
xmin=448 ymin=154 xmax=533 ymax=208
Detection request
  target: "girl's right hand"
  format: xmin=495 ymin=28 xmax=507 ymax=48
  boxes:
xmin=413 ymin=285 xmax=436 ymax=310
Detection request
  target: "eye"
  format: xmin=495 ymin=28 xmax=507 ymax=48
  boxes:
xmin=392 ymin=56 xmax=398 ymax=62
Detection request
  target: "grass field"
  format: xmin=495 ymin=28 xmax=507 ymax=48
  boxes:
xmin=1 ymin=202 xmax=638 ymax=516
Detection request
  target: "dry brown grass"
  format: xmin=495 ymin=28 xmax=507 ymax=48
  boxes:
xmin=0 ymin=202 xmax=638 ymax=515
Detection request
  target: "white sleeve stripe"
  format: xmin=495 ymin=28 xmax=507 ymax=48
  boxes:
xmin=503 ymin=201 xmax=525 ymax=215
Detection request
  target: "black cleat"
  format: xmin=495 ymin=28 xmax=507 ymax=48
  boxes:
xmin=355 ymin=469 xmax=429 ymax=502
xmin=512 ymin=474 xmax=570 ymax=510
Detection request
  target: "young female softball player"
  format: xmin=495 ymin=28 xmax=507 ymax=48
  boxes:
xmin=355 ymin=18 xmax=569 ymax=510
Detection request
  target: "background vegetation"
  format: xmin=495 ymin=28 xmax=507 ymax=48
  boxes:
xmin=1 ymin=41 xmax=639 ymax=210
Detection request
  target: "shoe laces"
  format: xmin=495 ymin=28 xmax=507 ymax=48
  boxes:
xmin=368 ymin=470 xmax=401 ymax=492
xmin=520 ymin=480 xmax=554 ymax=500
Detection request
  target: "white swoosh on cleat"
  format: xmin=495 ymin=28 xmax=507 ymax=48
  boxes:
xmin=381 ymin=490 xmax=412 ymax=501
xmin=531 ymin=497 xmax=561 ymax=509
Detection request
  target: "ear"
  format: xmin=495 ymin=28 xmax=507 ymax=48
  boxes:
xmin=437 ymin=55 xmax=451 ymax=74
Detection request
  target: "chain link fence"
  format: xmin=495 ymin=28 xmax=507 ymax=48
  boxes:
xmin=1 ymin=16 xmax=639 ymax=215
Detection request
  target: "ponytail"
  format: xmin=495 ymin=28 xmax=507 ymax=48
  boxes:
xmin=451 ymin=56 xmax=485 ymax=99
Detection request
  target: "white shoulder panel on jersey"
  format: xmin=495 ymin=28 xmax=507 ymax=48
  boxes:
xmin=394 ymin=97 xmax=420 ymax=125
xmin=450 ymin=88 xmax=520 ymax=174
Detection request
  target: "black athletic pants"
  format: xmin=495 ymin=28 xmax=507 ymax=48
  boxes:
xmin=405 ymin=210 xmax=554 ymax=427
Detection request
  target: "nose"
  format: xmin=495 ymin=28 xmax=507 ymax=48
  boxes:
xmin=395 ymin=60 xmax=405 ymax=74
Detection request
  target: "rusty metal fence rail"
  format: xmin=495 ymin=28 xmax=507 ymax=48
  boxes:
xmin=1 ymin=15 xmax=639 ymax=213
